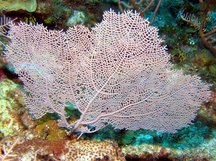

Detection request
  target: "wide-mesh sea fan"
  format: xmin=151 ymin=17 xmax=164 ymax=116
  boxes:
xmin=3 ymin=10 xmax=211 ymax=135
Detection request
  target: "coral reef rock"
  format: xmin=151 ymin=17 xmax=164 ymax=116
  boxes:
xmin=9 ymin=139 xmax=125 ymax=161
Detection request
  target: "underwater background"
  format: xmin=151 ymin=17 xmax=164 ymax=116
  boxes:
xmin=0 ymin=0 xmax=216 ymax=160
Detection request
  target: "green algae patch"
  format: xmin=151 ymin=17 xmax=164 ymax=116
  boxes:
xmin=0 ymin=79 xmax=24 ymax=137
xmin=0 ymin=0 xmax=37 ymax=12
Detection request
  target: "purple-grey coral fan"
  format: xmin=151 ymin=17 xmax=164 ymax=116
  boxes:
xmin=4 ymin=10 xmax=211 ymax=135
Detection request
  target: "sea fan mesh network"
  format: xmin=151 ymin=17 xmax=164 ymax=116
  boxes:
xmin=4 ymin=10 xmax=211 ymax=134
